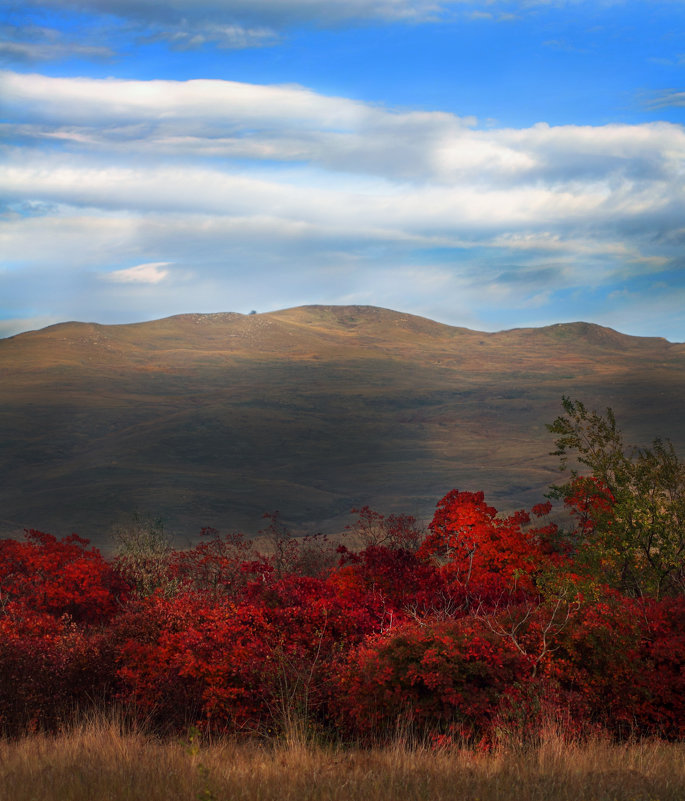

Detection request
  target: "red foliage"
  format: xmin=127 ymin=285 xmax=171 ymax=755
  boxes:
xmin=0 ymin=487 xmax=683 ymax=742
xmin=0 ymin=604 xmax=117 ymax=734
xmin=170 ymin=528 xmax=255 ymax=596
xmin=0 ymin=530 xmax=128 ymax=623
xmin=331 ymin=544 xmax=452 ymax=623
xmin=418 ymin=491 xmax=554 ymax=602
xmin=541 ymin=594 xmax=685 ymax=739
xmin=563 ymin=476 xmax=615 ymax=537
xmin=333 ymin=617 xmax=533 ymax=742
xmin=114 ymin=592 xmax=275 ymax=732
xmin=635 ymin=596 xmax=685 ymax=738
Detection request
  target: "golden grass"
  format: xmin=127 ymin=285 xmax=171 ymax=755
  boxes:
xmin=1 ymin=716 xmax=684 ymax=801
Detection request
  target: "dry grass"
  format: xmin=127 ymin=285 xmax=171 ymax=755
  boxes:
xmin=4 ymin=306 xmax=685 ymax=544
xmin=1 ymin=715 xmax=684 ymax=801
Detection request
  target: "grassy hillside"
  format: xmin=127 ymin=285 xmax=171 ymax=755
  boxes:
xmin=1 ymin=305 xmax=684 ymax=546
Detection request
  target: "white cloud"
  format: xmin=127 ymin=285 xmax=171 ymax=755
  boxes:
xmin=106 ymin=262 xmax=172 ymax=283
xmin=7 ymin=0 xmax=455 ymax=61
xmin=0 ymin=71 xmax=375 ymax=130
xmin=1 ymin=70 xmax=684 ymax=338
xmin=21 ymin=1 xmax=666 ymax=26
xmin=2 ymin=71 xmax=683 ymax=209
xmin=0 ymin=212 xmax=143 ymax=268
xmin=4 ymin=71 xmax=684 ymax=188
xmin=6 ymin=156 xmax=673 ymax=257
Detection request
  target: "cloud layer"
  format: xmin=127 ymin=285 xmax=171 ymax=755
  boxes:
xmin=11 ymin=1 xmax=671 ymax=59
xmin=10 ymin=0 xmax=458 ymax=56
xmin=1 ymin=69 xmax=684 ymax=338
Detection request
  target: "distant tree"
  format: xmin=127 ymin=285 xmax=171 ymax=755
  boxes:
xmin=547 ymin=397 xmax=685 ymax=598
xmin=112 ymin=513 xmax=177 ymax=597
xmin=346 ymin=506 xmax=425 ymax=553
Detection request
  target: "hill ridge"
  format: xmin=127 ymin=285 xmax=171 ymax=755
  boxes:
xmin=1 ymin=305 xmax=683 ymax=545
xmin=3 ymin=305 xmax=681 ymax=347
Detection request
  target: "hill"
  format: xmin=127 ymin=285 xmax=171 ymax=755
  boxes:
xmin=1 ymin=305 xmax=684 ymax=546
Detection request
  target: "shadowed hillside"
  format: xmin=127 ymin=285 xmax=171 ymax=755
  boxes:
xmin=1 ymin=305 xmax=684 ymax=546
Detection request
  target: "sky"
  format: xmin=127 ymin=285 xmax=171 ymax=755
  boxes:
xmin=1 ymin=1 xmax=685 ymax=341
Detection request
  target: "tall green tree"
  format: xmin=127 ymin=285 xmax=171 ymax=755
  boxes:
xmin=548 ymin=397 xmax=685 ymax=598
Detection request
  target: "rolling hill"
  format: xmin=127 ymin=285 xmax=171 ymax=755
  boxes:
xmin=1 ymin=305 xmax=684 ymax=547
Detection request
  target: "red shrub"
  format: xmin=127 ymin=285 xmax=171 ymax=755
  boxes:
xmin=0 ymin=603 xmax=117 ymax=735
xmin=626 ymin=596 xmax=685 ymax=739
xmin=330 ymin=545 xmax=453 ymax=623
xmin=418 ymin=491 xmax=554 ymax=604
xmin=170 ymin=528 xmax=255 ymax=596
xmin=541 ymin=594 xmax=685 ymax=739
xmin=333 ymin=617 xmax=533 ymax=742
xmin=115 ymin=574 xmax=381 ymax=735
xmin=0 ymin=530 xmax=129 ymax=623
xmin=1 ymin=487 xmax=682 ymax=744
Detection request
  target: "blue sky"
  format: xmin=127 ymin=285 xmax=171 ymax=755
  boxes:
xmin=1 ymin=1 xmax=684 ymax=340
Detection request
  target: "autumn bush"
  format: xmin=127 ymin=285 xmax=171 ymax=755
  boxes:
xmin=0 ymin=400 xmax=683 ymax=743
xmin=0 ymin=603 xmax=119 ymax=734
xmin=0 ymin=530 xmax=128 ymax=623
xmin=332 ymin=617 xmax=534 ymax=743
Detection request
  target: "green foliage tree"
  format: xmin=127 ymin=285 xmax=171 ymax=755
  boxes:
xmin=548 ymin=397 xmax=685 ymax=598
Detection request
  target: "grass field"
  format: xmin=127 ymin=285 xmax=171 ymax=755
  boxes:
xmin=3 ymin=306 xmax=685 ymax=545
xmin=1 ymin=716 xmax=684 ymax=801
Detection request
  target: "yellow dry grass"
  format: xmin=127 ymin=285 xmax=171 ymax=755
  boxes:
xmin=1 ymin=715 xmax=683 ymax=801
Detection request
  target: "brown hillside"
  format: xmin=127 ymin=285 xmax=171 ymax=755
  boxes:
xmin=1 ymin=305 xmax=683 ymax=546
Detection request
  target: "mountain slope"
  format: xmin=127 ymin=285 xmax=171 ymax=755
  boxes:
xmin=2 ymin=305 xmax=684 ymax=546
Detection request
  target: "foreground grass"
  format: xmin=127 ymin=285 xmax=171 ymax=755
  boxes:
xmin=1 ymin=718 xmax=684 ymax=801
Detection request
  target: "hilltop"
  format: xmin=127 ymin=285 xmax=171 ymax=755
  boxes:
xmin=2 ymin=306 xmax=684 ymax=546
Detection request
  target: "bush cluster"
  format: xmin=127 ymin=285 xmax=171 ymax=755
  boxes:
xmin=1 ymin=402 xmax=683 ymax=743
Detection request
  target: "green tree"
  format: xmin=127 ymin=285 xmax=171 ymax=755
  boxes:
xmin=547 ymin=397 xmax=685 ymax=598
